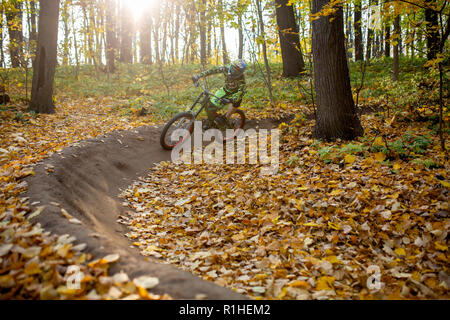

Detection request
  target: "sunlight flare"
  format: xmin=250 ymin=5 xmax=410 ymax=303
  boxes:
xmin=126 ymin=0 xmax=157 ymax=19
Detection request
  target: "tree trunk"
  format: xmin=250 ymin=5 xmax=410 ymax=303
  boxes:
xmin=346 ymin=3 xmax=353 ymax=59
xmin=175 ymin=4 xmax=180 ymax=63
xmin=87 ymin=4 xmax=97 ymax=67
xmin=0 ymin=4 xmax=4 ymax=68
xmin=425 ymin=0 xmax=439 ymax=60
xmin=238 ymin=11 xmax=244 ymax=60
xmin=393 ymin=15 xmax=400 ymax=81
xmin=29 ymin=0 xmax=38 ymax=43
xmin=105 ymin=0 xmax=117 ymax=72
xmin=93 ymin=2 xmax=103 ymax=68
xmin=120 ymin=3 xmax=132 ymax=63
xmin=256 ymin=0 xmax=273 ymax=104
xmin=71 ymin=4 xmax=79 ymax=78
xmin=30 ymin=0 xmax=60 ymax=114
xmin=410 ymin=13 xmax=415 ymax=58
xmin=398 ymin=16 xmax=402 ymax=56
xmin=62 ymin=0 xmax=70 ymax=65
xmin=354 ymin=0 xmax=363 ymax=61
xmin=275 ymin=0 xmax=305 ymax=77
xmin=374 ymin=31 xmax=380 ymax=57
xmin=169 ymin=2 xmax=175 ymax=65
xmin=366 ymin=24 xmax=373 ymax=61
xmin=384 ymin=24 xmax=390 ymax=57
xmin=161 ymin=1 xmax=169 ymax=64
xmin=218 ymin=0 xmax=229 ymax=65
xmin=312 ymin=0 xmax=363 ymax=140
xmin=153 ymin=8 xmax=161 ymax=64
xmin=139 ymin=7 xmax=152 ymax=65
xmin=207 ymin=13 xmax=212 ymax=61
xmin=199 ymin=0 xmax=207 ymax=66
xmin=6 ymin=0 xmax=23 ymax=67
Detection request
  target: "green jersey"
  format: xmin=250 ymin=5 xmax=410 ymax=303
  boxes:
xmin=198 ymin=65 xmax=246 ymax=106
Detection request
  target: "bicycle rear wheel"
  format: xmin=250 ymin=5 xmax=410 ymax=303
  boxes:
xmin=160 ymin=112 xmax=195 ymax=150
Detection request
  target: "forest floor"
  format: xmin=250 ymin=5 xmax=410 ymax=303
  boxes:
xmin=119 ymin=111 xmax=449 ymax=300
xmin=0 ymin=59 xmax=448 ymax=299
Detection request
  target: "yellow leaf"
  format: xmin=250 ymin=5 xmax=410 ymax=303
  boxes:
xmin=440 ymin=181 xmax=450 ymax=188
xmin=77 ymin=253 xmax=86 ymax=264
xmin=294 ymin=199 xmax=304 ymax=210
xmin=393 ymin=163 xmax=401 ymax=170
xmin=394 ymin=248 xmax=406 ymax=256
xmin=325 ymin=255 xmax=341 ymax=264
xmin=303 ymin=222 xmax=319 ymax=227
xmin=328 ymin=222 xmax=340 ymax=230
xmin=24 ymin=262 xmax=41 ymax=275
xmin=57 ymin=244 xmax=72 ymax=258
xmin=373 ymin=137 xmax=384 ymax=147
xmin=56 ymin=286 xmax=77 ymax=296
xmin=232 ymin=233 xmax=245 ymax=241
xmin=289 ymin=280 xmax=310 ymax=289
xmin=61 ymin=208 xmax=73 ymax=220
xmin=0 ymin=275 xmax=15 ymax=288
xmin=411 ymin=271 xmax=421 ymax=281
xmin=329 ymin=189 xmax=344 ymax=196
xmin=344 ymin=154 xmax=356 ymax=164
xmin=316 ymin=276 xmax=335 ymax=291
xmin=374 ymin=152 xmax=386 ymax=162
xmin=435 ymin=242 xmax=448 ymax=251
xmin=277 ymin=287 xmax=288 ymax=299
xmin=255 ymin=274 xmax=268 ymax=280
xmin=137 ymin=286 xmax=150 ymax=299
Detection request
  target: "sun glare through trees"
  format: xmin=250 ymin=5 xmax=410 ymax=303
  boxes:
xmin=126 ymin=0 xmax=158 ymax=19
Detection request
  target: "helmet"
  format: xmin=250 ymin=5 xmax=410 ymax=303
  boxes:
xmin=228 ymin=59 xmax=247 ymax=79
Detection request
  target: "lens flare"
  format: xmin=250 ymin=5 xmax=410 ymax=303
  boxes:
xmin=126 ymin=0 xmax=156 ymax=19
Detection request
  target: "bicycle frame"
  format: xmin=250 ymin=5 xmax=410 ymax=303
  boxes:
xmin=188 ymin=83 xmax=224 ymax=120
xmin=188 ymin=90 xmax=209 ymax=121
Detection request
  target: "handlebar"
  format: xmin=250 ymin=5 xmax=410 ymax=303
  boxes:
xmin=195 ymin=81 xmax=221 ymax=101
xmin=194 ymin=80 xmax=232 ymax=105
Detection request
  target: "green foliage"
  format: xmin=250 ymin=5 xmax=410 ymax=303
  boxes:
xmin=318 ymin=146 xmax=333 ymax=163
xmin=339 ymin=143 xmax=366 ymax=155
xmin=423 ymin=158 xmax=439 ymax=169
xmin=369 ymin=131 xmax=432 ymax=159
xmin=286 ymin=154 xmax=300 ymax=167
xmin=349 ymin=57 xmax=444 ymax=116
xmin=13 ymin=111 xmax=26 ymax=122
xmin=316 ymin=142 xmax=367 ymax=164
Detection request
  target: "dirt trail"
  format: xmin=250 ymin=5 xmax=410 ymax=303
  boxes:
xmin=24 ymin=118 xmax=282 ymax=299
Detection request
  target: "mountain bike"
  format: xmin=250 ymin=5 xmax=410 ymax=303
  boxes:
xmin=160 ymin=82 xmax=246 ymax=150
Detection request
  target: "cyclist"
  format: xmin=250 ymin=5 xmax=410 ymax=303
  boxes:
xmin=192 ymin=59 xmax=247 ymax=129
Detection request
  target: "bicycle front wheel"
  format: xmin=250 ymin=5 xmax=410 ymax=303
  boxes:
xmin=160 ymin=111 xmax=195 ymax=150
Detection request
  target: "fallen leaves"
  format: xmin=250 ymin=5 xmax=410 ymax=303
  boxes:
xmin=344 ymin=154 xmax=356 ymax=164
xmin=0 ymin=99 xmax=169 ymax=300
xmin=133 ymin=276 xmax=159 ymax=289
xmin=61 ymin=208 xmax=82 ymax=225
xmin=119 ymin=112 xmax=449 ymax=300
xmin=316 ymin=276 xmax=335 ymax=291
